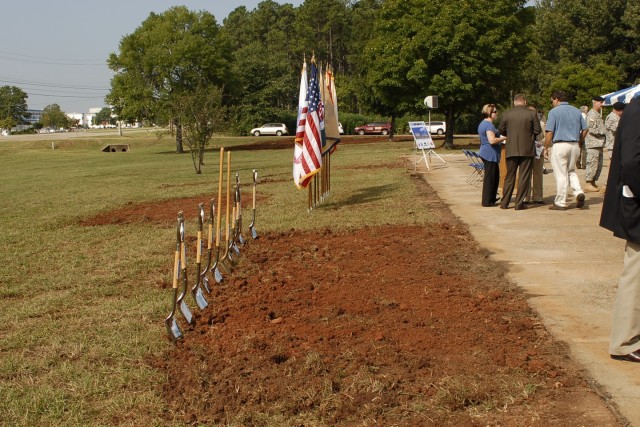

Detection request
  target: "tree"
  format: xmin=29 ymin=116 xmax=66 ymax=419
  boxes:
xmin=222 ymin=2 xmax=300 ymax=133
xmin=547 ymin=63 xmax=621 ymax=107
xmin=532 ymin=0 xmax=640 ymax=88
xmin=41 ymin=104 xmax=69 ymax=129
xmin=359 ymin=0 xmax=533 ymax=146
xmin=107 ymin=6 xmax=235 ymax=154
xmin=93 ymin=107 xmax=115 ymax=127
xmin=335 ymin=0 xmax=383 ymax=114
xmin=294 ymin=0 xmax=352 ymax=73
xmin=0 ymin=86 xmax=29 ymax=130
xmin=174 ymin=85 xmax=226 ymax=174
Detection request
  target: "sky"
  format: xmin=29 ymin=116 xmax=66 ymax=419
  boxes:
xmin=0 ymin=1 xmax=303 ymax=114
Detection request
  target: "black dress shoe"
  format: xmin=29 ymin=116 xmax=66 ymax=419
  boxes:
xmin=533 ymin=200 xmax=545 ymax=205
xmin=611 ymin=350 xmax=640 ymax=363
xmin=499 ymin=204 xmax=508 ymax=210
xmin=514 ymin=204 xmax=527 ymax=210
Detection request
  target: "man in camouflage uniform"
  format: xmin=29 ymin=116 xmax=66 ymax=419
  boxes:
xmin=584 ymin=95 xmax=606 ymax=192
xmin=605 ymin=101 xmax=625 ymax=159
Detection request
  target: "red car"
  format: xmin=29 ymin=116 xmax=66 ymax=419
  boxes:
xmin=354 ymin=122 xmax=392 ymax=135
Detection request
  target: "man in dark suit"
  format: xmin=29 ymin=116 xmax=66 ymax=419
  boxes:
xmin=600 ymin=97 xmax=640 ymax=363
xmin=498 ymin=94 xmax=542 ymax=210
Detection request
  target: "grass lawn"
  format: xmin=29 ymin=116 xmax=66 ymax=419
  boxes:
xmin=0 ymin=129 xmax=468 ymax=425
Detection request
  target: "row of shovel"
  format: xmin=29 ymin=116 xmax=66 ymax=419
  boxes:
xmin=165 ymin=165 xmax=259 ymax=342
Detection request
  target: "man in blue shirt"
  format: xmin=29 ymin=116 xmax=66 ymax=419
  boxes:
xmin=543 ymin=90 xmax=588 ymax=210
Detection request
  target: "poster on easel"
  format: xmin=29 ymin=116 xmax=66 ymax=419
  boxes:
xmin=409 ymin=121 xmax=435 ymax=149
xmin=409 ymin=120 xmax=446 ymax=170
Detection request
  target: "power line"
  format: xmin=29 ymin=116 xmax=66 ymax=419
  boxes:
xmin=0 ymin=49 xmax=105 ymax=66
xmin=0 ymin=76 xmax=109 ymax=91
xmin=26 ymin=92 xmax=106 ymax=99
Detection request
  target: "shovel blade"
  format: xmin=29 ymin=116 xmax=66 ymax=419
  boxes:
xmin=238 ymin=234 xmax=246 ymax=245
xmin=180 ymin=300 xmax=194 ymax=325
xmin=214 ymin=267 xmax=223 ymax=283
xmin=251 ymin=226 xmax=258 ymax=239
xmin=202 ymin=275 xmax=211 ymax=293
xmin=232 ymin=242 xmax=241 ymax=255
xmin=194 ymin=287 xmax=208 ymax=310
xmin=166 ymin=318 xmax=183 ymax=342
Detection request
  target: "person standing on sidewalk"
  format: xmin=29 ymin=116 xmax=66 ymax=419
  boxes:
xmin=600 ymin=96 xmax=640 ymax=363
xmin=498 ymin=94 xmax=541 ymax=210
xmin=584 ymin=95 xmax=606 ymax=192
xmin=525 ymin=106 xmax=545 ymax=204
xmin=478 ymin=104 xmax=506 ymax=207
xmin=543 ymin=90 xmax=587 ymax=210
xmin=605 ymin=102 xmax=625 ymax=160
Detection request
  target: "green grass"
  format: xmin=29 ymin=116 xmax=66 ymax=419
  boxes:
xmin=0 ymin=129 xmax=457 ymax=425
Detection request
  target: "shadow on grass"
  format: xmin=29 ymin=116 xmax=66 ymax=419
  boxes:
xmin=320 ymin=183 xmax=399 ymax=208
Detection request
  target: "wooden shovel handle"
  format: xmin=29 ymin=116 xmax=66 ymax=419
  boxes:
xmin=172 ymin=249 xmax=180 ymax=289
xmin=179 ymin=217 xmax=186 ymax=272
xmin=180 ymin=240 xmax=186 ymax=273
xmin=207 ymin=199 xmax=214 ymax=250
xmin=215 ymin=147 xmax=224 ymax=247
xmin=232 ymin=205 xmax=236 ymax=229
xmin=197 ymin=203 xmax=204 ymax=263
xmin=252 ymin=170 xmax=257 ymax=210
xmin=173 ymin=212 xmax=182 ymax=289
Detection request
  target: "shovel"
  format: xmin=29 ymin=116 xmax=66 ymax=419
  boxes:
xmin=249 ymin=169 xmax=259 ymax=239
xmin=200 ymin=199 xmax=214 ymax=293
xmin=190 ymin=203 xmax=208 ymax=310
xmin=230 ymin=200 xmax=241 ymax=256
xmin=164 ymin=214 xmax=183 ymax=342
xmin=221 ymin=150 xmax=235 ymax=267
xmin=175 ymin=212 xmax=194 ymax=325
xmin=211 ymin=147 xmax=225 ymax=282
xmin=235 ymin=174 xmax=246 ymax=246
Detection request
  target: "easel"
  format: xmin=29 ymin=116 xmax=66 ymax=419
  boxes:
xmin=410 ymin=119 xmax=446 ymax=170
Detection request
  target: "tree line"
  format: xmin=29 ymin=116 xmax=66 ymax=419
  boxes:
xmin=2 ymin=0 xmax=638 ymax=166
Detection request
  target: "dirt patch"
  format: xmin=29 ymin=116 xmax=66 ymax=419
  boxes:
xmin=144 ymin=175 xmax=619 ymax=425
xmin=79 ymin=194 xmax=259 ymax=226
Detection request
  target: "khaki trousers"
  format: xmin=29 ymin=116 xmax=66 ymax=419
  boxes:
xmin=610 ymin=240 xmax=640 ymax=355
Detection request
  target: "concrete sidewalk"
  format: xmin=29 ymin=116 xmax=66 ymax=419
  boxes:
xmin=420 ymin=152 xmax=640 ymax=425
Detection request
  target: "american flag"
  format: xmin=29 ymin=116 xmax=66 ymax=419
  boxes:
xmin=293 ymin=62 xmax=307 ymax=188
xmin=299 ymin=63 xmax=323 ymax=188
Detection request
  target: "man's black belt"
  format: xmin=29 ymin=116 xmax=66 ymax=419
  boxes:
xmin=553 ymin=140 xmax=578 ymax=143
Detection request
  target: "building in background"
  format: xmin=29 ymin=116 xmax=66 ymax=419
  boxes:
xmin=67 ymin=108 xmax=100 ymax=128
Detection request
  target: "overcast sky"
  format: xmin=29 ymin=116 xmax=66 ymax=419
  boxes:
xmin=0 ymin=1 xmax=303 ymax=114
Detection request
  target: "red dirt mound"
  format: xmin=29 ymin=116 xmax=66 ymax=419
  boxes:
xmin=79 ymin=194 xmax=258 ymax=226
xmin=150 ymin=198 xmax=617 ymax=424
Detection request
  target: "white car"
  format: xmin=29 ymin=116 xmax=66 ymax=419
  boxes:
xmin=250 ymin=123 xmax=288 ymax=136
xmin=426 ymin=121 xmax=446 ymax=135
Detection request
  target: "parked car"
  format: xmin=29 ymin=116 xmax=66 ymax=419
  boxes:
xmin=338 ymin=122 xmax=344 ymax=135
xmin=250 ymin=123 xmax=289 ymax=136
xmin=426 ymin=121 xmax=446 ymax=135
xmin=354 ymin=122 xmax=392 ymax=135
xmin=409 ymin=121 xmax=447 ymax=136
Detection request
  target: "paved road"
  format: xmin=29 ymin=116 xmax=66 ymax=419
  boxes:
xmin=421 ymin=152 xmax=639 ymax=425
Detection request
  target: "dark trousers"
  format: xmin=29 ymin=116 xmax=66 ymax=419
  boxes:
xmin=501 ymin=156 xmax=533 ymax=208
xmin=481 ymin=159 xmax=500 ymax=207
